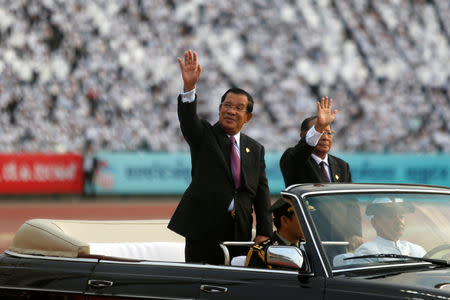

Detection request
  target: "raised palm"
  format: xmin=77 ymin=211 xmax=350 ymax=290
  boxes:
xmin=177 ymin=50 xmax=202 ymax=92
xmin=316 ymin=96 xmax=338 ymax=131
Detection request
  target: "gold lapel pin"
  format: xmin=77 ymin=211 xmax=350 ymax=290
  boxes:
xmin=246 ymin=147 xmax=250 ymax=153
xmin=335 ymin=174 xmax=340 ymax=181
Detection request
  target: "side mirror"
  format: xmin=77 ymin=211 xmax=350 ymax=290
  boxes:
xmin=266 ymin=245 xmax=306 ymax=270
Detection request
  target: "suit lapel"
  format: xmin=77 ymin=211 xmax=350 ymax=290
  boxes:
xmin=328 ymin=156 xmax=341 ymax=182
xmin=308 ymin=157 xmax=326 ymax=182
xmin=240 ymin=134 xmax=250 ymax=186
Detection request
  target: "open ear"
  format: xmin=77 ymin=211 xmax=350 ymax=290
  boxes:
xmin=280 ymin=215 xmax=288 ymax=227
xmin=245 ymin=112 xmax=253 ymax=123
xmin=300 ymin=130 xmax=307 ymax=138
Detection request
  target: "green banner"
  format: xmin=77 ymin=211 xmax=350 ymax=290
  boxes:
xmin=91 ymin=152 xmax=450 ymax=195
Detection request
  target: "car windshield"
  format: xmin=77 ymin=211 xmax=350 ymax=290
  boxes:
xmin=303 ymin=192 xmax=450 ymax=270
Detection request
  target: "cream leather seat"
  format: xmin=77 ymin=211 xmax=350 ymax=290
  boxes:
xmin=9 ymin=219 xmax=184 ymax=261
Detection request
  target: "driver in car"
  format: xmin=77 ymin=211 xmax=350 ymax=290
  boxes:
xmin=334 ymin=197 xmax=426 ymax=266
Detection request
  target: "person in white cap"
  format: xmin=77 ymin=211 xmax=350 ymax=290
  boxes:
xmin=334 ymin=197 xmax=425 ymax=266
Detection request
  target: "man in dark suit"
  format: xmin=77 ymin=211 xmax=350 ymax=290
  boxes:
xmin=280 ymin=97 xmax=351 ymax=187
xmin=280 ymin=97 xmax=362 ymax=253
xmin=168 ymin=50 xmax=272 ymax=265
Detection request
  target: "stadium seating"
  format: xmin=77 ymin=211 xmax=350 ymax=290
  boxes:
xmin=0 ymin=0 xmax=448 ymax=153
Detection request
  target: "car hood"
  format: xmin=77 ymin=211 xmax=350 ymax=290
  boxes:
xmin=369 ymin=267 xmax=450 ymax=296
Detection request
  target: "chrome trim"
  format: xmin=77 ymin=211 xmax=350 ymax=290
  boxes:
xmin=99 ymin=259 xmax=300 ymax=274
xmin=84 ymin=291 xmax=193 ymax=300
xmin=436 ymin=283 xmax=450 ymax=290
xmin=322 ymin=241 xmax=349 ymax=246
xmin=333 ymin=261 xmax=432 ymax=274
xmin=220 ymin=241 xmax=255 ymax=265
xmin=5 ymin=249 xmax=300 ymax=275
xmin=266 ymin=246 xmax=304 ymax=269
xmin=287 ymin=183 xmax=450 ymax=192
xmin=399 ymin=289 xmax=449 ymax=299
xmin=222 ymin=241 xmax=255 ymax=247
xmin=88 ymin=279 xmax=114 ymax=288
xmin=219 ymin=243 xmax=230 ymax=265
xmin=4 ymin=249 xmax=298 ymax=275
xmin=0 ymin=285 xmax=83 ymax=294
xmin=5 ymin=250 xmax=99 ymax=263
xmin=200 ymin=284 xmax=228 ymax=293
xmin=299 ymin=188 xmax=450 ymax=199
xmin=281 ymin=191 xmax=330 ymax=278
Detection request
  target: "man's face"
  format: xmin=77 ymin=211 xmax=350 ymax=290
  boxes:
xmin=284 ymin=214 xmax=305 ymax=242
xmin=219 ymin=92 xmax=252 ymax=135
xmin=312 ymin=121 xmax=333 ymax=157
xmin=372 ymin=213 xmax=406 ymax=241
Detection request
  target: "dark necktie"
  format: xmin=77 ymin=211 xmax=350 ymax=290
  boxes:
xmin=230 ymin=136 xmax=241 ymax=188
xmin=320 ymin=161 xmax=331 ymax=183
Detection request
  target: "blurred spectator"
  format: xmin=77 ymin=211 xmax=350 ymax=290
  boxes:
xmin=83 ymin=140 xmax=98 ymax=196
xmin=0 ymin=0 xmax=448 ymax=153
xmin=86 ymin=88 xmax=99 ymax=117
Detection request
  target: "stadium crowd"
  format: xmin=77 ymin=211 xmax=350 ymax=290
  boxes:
xmin=0 ymin=0 xmax=448 ymax=154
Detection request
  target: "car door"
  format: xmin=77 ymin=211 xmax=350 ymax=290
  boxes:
xmin=0 ymin=254 xmax=97 ymax=300
xmin=199 ymin=265 xmax=325 ymax=299
xmin=86 ymin=259 xmax=203 ymax=299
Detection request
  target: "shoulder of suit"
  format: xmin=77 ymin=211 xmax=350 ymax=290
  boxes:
xmin=281 ymin=146 xmax=294 ymax=155
xmin=240 ymin=133 xmax=262 ymax=146
xmin=328 ymin=154 xmax=349 ymax=165
xmin=241 ymin=132 xmax=264 ymax=148
xmin=201 ymin=119 xmax=214 ymax=127
xmin=283 ymin=139 xmax=314 ymax=155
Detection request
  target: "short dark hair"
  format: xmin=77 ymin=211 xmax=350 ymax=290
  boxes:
xmin=301 ymin=115 xmax=317 ymax=132
xmin=299 ymin=115 xmax=317 ymax=138
xmin=273 ymin=203 xmax=295 ymax=230
xmin=221 ymin=87 xmax=254 ymax=113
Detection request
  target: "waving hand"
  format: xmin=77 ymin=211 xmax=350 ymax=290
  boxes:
xmin=315 ymin=96 xmax=338 ymax=132
xmin=177 ymin=50 xmax=202 ymax=92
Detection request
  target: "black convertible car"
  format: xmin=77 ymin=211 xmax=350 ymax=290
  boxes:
xmin=0 ymin=183 xmax=449 ymax=299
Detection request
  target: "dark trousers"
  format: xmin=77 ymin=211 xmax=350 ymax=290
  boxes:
xmin=185 ymin=239 xmax=226 ymax=265
xmin=185 ymin=213 xmax=247 ymax=264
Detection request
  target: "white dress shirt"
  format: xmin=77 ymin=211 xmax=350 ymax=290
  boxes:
xmin=355 ymin=236 xmax=426 ymax=258
xmin=306 ymin=125 xmax=331 ymax=181
xmin=334 ymin=236 xmax=426 ymax=266
xmin=180 ymin=88 xmax=196 ymax=103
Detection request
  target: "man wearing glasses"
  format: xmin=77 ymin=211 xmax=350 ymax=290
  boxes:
xmin=280 ymin=98 xmax=362 ymax=252
xmin=168 ymin=50 xmax=272 ymax=265
xmin=280 ymin=97 xmax=352 ymax=187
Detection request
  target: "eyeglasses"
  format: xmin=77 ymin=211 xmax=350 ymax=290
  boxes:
xmin=221 ymin=102 xmax=248 ymax=113
xmin=323 ymin=131 xmax=336 ymax=137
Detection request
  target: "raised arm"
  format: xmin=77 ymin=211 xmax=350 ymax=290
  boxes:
xmin=315 ymin=96 xmax=338 ymax=133
xmin=176 ymin=50 xmax=204 ymax=147
xmin=177 ymin=50 xmax=202 ymax=92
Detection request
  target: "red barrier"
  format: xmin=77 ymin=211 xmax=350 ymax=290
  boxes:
xmin=0 ymin=153 xmax=83 ymax=194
